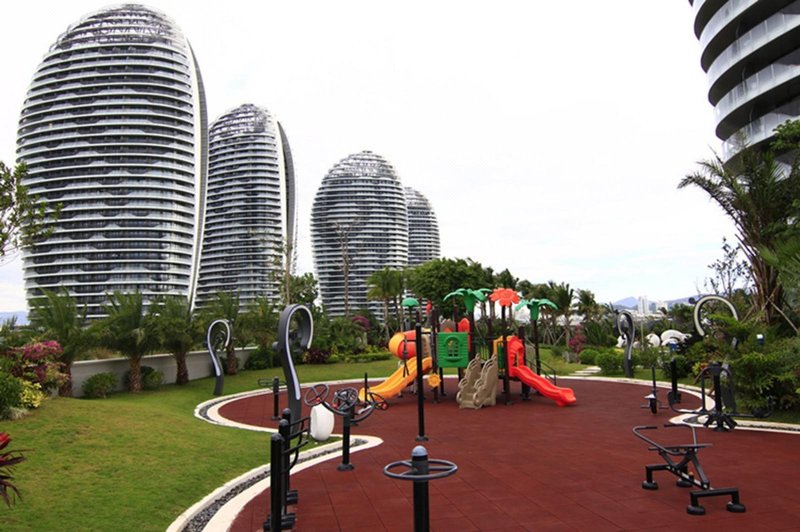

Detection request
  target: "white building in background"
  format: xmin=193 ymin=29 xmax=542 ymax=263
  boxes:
xmin=195 ymin=104 xmax=296 ymax=308
xmin=311 ymin=151 xmax=408 ymax=316
xmin=637 ymin=295 xmax=650 ymax=316
xmin=690 ymin=0 xmax=800 ymax=161
xmin=17 ymin=5 xmax=207 ymax=318
xmin=404 ymin=187 xmax=440 ymax=266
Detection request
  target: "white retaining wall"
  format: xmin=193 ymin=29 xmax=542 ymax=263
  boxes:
xmin=71 ymin=348 xmax=255 ymax=397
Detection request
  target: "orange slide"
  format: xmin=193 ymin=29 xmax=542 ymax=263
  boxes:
xmin=506 ymin=337 xmax=576 ymax=407
xmin=359 ymin=356 xmax=433 ymax=401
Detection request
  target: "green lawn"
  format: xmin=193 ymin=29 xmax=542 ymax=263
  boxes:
xmin=3 ymin=360 xmax=398 ymax=532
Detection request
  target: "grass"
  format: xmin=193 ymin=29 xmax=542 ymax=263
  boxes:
xmin=3 ymin=359 xmax=399 ymax=531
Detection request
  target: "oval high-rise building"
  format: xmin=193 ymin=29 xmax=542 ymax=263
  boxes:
xmin=17 ymin=5 xmax=207 ymax=318
xmin=311 ymin=151 xmax=409 ymax=317
xmin=690 ymin=0 xmax=800 ymax=160
xmin=404 ymin=187 xmax=441 ymax=266
xmin=196 ymin=104 xmax=296 ymax=308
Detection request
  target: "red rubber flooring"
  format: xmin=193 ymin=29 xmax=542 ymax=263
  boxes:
xmin=220 ymin=378 xmax=800 ymax=531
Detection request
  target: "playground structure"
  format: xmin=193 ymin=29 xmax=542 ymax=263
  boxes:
xmin=358 ymin=313 xmax=576 ymax=408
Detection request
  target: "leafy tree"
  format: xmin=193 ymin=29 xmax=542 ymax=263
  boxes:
xmin=705 ymin=237 xmax=752 ymax=299
xmin=367 ymin=267 xmax=404 ymax=341
xmin=152 ymin=295 xmax=198 ymax=385
xmin=0 ymin=162 xmax=60 ymax=258
xmin=243 ymin=296 xmax=279 ymax=358
xmin=288 ymin=272 xmax=319 ymax=308
xmin=28 ymin=288 xmax=93 ymax=396
xmin=407 ymin=258 xmax=486 ymax=313
xmin=679 ymin=124 xmax=800 ymax=324
xmin=98 ymin=291 xmax=159 ymax=392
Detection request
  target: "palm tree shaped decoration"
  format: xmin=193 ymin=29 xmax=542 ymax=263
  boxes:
xmin=444 ymin=287 xmax=490 ymax=360
xmin=402 ymin=297 xmax=420 ymax=329
xmin=489 ymin=288 xmax=521 ymax=404
xmin=516 ymin=297 xmax=558 ymax=375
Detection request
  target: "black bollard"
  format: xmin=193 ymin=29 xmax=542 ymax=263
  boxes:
xmin=338 ymin=405 xmax=354 ymax=471
xmin=264 ymin=433 xmax=284 ymax=532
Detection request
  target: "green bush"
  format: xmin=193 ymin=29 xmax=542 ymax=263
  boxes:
xmin=244 ymin=345 xmax=274 ymax=370
xmin=637 ymin=347 xmax=660 ymax=369
xmin=596 ymin=351 xmax=623 ymax=375
xmin=343 ymin=351 xmax=393 ymax=363
xmin=82 ymin=372 xmax=118 ymax=399
xmin=124 ymin=366 xmax=163 ymax=391
xmin=579 ymin=348 xmax=599 ymax=365
xmin=732 ymin=351 xmax=799 ymax=411
xmin=662 ymin=355 xmax=692 ymax=380
xmin=0 ymin=371 xmax=23 ymax=418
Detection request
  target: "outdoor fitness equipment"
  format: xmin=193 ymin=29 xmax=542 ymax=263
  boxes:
xmin=303 ymin=383 xmax=387 ymax=470
xmin=616 ymin=310 xmax=635 ymax=378
xmin=384 ymin=446 xmax=458 ymax=532
xmin=274 ymin=304 xmax=314 ymax=423
xmin=693 ymin=295 xmax=739 ymax=349
xmin=641 ymin=365 xmax=668 ymax=414
xmin=632 ymin=424 xmax=745 ymax=515
xmin=206 ymin=318 xmax=230 ymax=396
xmin=264 ymin=408 xmax=311 ymax=531
xmin=668 ymin=360 xmax=772 ymax=431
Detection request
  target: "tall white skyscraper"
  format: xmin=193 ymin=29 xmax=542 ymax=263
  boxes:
xmin=404 ymin=187 xmax=440 ymax=266
xmin=17 ymin=5 xmax=207 ymax=318
xmin=196 ymin=104 xmax=296 ymax=307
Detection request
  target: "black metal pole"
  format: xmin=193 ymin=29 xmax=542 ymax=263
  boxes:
xmin=412 ymin=446 xmax=430 ymax=532
xmin=415 ymin=322 xmax=427 ymax=441
xmin=338 ymin=409 xmax=354 ymax=470
xmin=265 ymin=433 xmax=283 ymax=532
xmin=278 ymin=417 xmax=291 ymax=510
xmin=272 ymin=377 xmax=281 ymax=420
xmin=501 ymin=306 xmax=511 ymax=405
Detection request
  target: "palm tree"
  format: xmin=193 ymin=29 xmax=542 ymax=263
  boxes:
xmin=99 ymin=290 xmax=159 ymax=392
xmin=243 ymin=296 xmax=279 ymax=358
xmin=679 ymin=129 xmax=800 ymax=325
xmin=152 ymin=295 xmax=198 ymax=385
xmin=576 ymin=289 xmax=601 ymax=324
xmin=367 ymin=267 xmax=404 ymax=342
xmin=28 ymin=288 xmax=92 ymax=396
xmin=489 ymin=288 xmax=520 ymax=404
xmin=547 ymin=281 xmax=575 ymax=346
xmin=515 ymin=297 xmax=557 ymax=374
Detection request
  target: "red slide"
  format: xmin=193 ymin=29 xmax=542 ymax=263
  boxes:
xmin=506 ymin=337 xmax=576 ymax=407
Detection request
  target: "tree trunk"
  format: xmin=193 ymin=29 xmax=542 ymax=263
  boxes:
xmin=58 ymin=364 xmax=73 ymax=397
xmin=226 ymin=344 xmax=238 ymax=375
xmin=129 ymin=356 xmax=142 ymax=392
xmin=175 ymin=352 xmax=189 ymax=385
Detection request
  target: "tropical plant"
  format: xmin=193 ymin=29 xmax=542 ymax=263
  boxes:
xmin=547 ymin=281 xmax=576 ymax=346
xmin=243 ymin=296 xmax=279 ymax=361
xmin=0 ymin=432 xmax=26 ymax=507
xmin=679 ymin=124 xmax=800 ymax=325
xmin=98 ymin=291 xmax=159 ymax=392
xmin=28 ymin=288 xmax=92 ymax=396
xmin=516 ymin=297 xmax=558 ymax=372
xmin=0 ymin=161 xmax=60 ymax=259
xmin=367 ymin=267 xmax=405 ymax=341
xmin=444 ymin=287 xmax=490 ymax=357
xmin=406 ymin=257 xmax=487 ymax=311
xmin=152 ymin=295 xmax=198 ymax=385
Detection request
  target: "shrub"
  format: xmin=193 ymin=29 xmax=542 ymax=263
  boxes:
xmin=596 ymin=351 xmax=623 ymax=375
xmin=0 ymin=432 xmax=26 ymax=507
xmin=124 ymin=366 xmax=162 ymax=391
xmin=732 ymin=351 xmax=799 ymax=411
xmin=244 ymin=345 xmax=275 ymax=370
xmin=303 ymin=348 xmax=331 ymax=365
xmin=662 ymin=355 xmax=692 ymax=380
xmin=18 ymin=381 xmax=45 ymax=409
xmin=637 ymin=347 xmax=660 ymax=369
xmin=550 ymin=344 xmax=564 ymax=359
xmin=343 ymin=351 xmax=393 ymax=363
xmin=568 ymin=328 xmax=586 ymax=355
xmin=0 ymin=372 xmax=23 ymax=418
xmin=579 ymin=348 xmax=599 ymax=365
xmin=82 ymin=372 xmax=118 ymax=399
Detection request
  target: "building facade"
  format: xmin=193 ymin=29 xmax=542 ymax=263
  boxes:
xmin=690 ymin=0 xmax=800 ymax=160
xmin=195 ymin=104 xmax=296 ymax=308
xmin=311 ymin=151 xmax=408 ymax=316
xmin=404 ymin=187 xmax=440 ymax=266
xmin=17 ymin=5 xmax=207 ymax=318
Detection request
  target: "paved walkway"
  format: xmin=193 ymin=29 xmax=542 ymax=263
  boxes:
xmin=205 ymin=377 xmax=799 ymax=531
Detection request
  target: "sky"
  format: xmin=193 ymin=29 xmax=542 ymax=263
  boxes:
xmin=0 ymin=1 xmax=736 ymax=312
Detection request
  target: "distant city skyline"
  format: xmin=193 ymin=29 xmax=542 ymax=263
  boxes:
xmin=1 ymin=2 xmax=748 ymax=311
